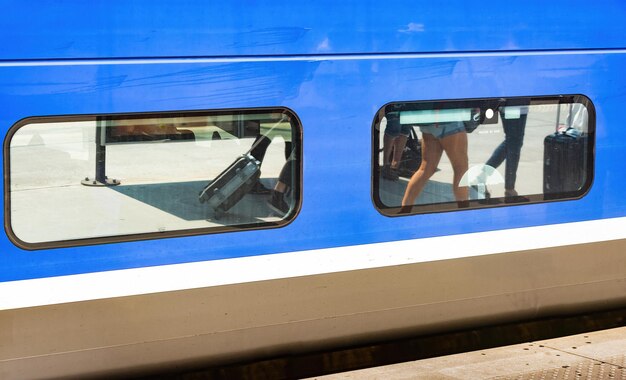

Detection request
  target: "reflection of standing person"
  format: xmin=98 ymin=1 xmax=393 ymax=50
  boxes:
xmin=247 ymin=119 xmax=296 ymax=214
xmin=484 ymin=107 xmax=528 ymax=202
xmin=267 ymin=153 xmax=296 ymax=215
xmin=401 ymin=121 xmax=469 ymax=212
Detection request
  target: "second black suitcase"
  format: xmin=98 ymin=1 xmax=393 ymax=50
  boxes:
xmin=543 ymin=129 xmax=588 ymax=199
xmin=198 ymin=153 xmax=261 ymax=218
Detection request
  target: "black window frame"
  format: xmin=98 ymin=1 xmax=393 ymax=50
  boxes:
xmin=372 ymin=95 xmax=596 ymax=216
xmin=4 ymin=107 xmax=303 ymax=250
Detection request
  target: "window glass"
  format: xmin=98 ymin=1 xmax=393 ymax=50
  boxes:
xmin=6 ymin=109 xmax=301 ymax=248
xmin=373 ymin=96 xmax=594 ymax=215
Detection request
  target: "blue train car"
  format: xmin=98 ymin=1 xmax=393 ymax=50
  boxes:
xmin=1 ymin=2 xmax=626 ymax=378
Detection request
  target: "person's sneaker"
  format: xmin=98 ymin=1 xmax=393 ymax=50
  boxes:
xmin=504 ymin=189 xmax=530 ymax=204
xmin=268 ymin=190 xmax=289 ymax=215
xmin=382 ymin=165 xmax=399 ymax=181
xmin=250 ymin=181 xmax=271 ymax=194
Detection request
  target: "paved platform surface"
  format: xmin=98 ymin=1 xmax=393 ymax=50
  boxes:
xmin=8 ymin=123 xmax=289 ymax=244
xmin=312 ymin=326 xmax=626 ymax=380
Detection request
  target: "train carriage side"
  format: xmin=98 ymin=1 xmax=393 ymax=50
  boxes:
xmin=1 ymin=2 xmax=626 ymax=378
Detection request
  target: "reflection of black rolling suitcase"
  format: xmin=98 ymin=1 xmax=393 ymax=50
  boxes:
xmin=198 ymin=153 xmax=261 ymax=217
xmin=543 ymin=129 xmax=588 ymax=199
xmin=396 ymin=128 xmax=422 ymax=178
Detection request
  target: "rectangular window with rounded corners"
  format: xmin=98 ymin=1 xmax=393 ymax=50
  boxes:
xmin=373 ymin=95 xmax=594 ymax=216
xmin=5 ymin=108 xmax=302 ymax=249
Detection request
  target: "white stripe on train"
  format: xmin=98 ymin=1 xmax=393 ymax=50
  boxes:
xmin=1 ymin=216 xmax=625 ymax=310
xmin=2 ymin=48 xmax=626 ymax=67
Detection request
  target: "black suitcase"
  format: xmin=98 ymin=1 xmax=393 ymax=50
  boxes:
xmin=543 ymin=129 xmax=588 ymax=199
xmin=396 ymin=128 xmax=422 ymax=179
xmin=198 ymin=153 xmax=261 ymax=218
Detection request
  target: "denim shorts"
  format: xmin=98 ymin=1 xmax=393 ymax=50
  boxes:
xmin=419 ymin=121 xmax=465 ymax=139
xmin=384 ymin=113 xmax=412 ymax=137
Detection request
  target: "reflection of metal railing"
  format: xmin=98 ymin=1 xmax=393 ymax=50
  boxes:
xmin=260 ymin=122 xmax=292 ymax=141
xmin=103 ymin=112 xmax=289 ymax=144
xmin=81 ymin=113 xmax=293 ymax=187
xmin=81 ymin=119 xmax=120 ymax=187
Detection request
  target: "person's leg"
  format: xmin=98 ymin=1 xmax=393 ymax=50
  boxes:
xmin=268 ymin=158 xmax=295 ymax=215
xmin=482 ymin=119 xmax=508 ymax=199
xmin=390 ymin=135 xmax=409 ymax=169
xmin=383 ymin=133 xmax=394 ymax=166
xmin=485 ymin=140 xmax=506 ymax=169
xmin=502 ymin=114 xmax=527 ymax=193
xmin=401 ymin=133 xmax=443 ymax=206
xmin=284 ymin=141 xmax=293 ymax=161
xmin=277 ymin=158 xmax=294 ymax=190
xmin=382 ymin=133 xmax=399 ymax=181
xmin=440 ymin=131 xmax=469 ymax=204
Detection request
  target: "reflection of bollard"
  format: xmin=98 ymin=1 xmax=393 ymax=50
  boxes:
xmin=81 ymin=122 xmax=121 ymax=187
xmin=81 ymin=176 xmax=120 ymax=187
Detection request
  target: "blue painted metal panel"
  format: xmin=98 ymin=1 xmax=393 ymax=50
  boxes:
xmin=2 ymin=1 xmax=626 ymax=60
xmin=1 ymin=50 xmax=626 ymax=281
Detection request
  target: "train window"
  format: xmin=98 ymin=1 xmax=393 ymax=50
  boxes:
xmin=373 ymin=95 xmax=595 ymax=215
xmin=5 ymin=108 xmax=302 ymax=249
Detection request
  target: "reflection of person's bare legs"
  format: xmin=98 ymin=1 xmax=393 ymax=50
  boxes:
xmin=401 ymin=133 xmax=443 ymax=212
xmin=440 ymin=131 xmax=469 ymax=207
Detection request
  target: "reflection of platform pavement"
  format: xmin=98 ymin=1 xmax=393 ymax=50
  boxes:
xmin=379 ymin=174 xmax=480 ymax=207
xmin=11 ymin=180 xmax=283 ymax=244
xmin=9 ymin=130 xmax=289 ymax=244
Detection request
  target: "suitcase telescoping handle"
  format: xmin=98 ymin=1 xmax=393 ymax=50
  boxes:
xmin=555 ymin=103 xmax=561 ymax=132
xmin=555 ymin=103 xmax=574 ymax=134
xmin=245 ymin=113 xmax=291 ymax=155
xmin=555 ymin=103 xmax=583 ymax=139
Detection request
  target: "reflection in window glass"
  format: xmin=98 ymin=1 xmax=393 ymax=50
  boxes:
xmin=7 ymin=109 xmax=301 ymax=248
xmin=373 ymin=96 xmax=594 ymax=215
